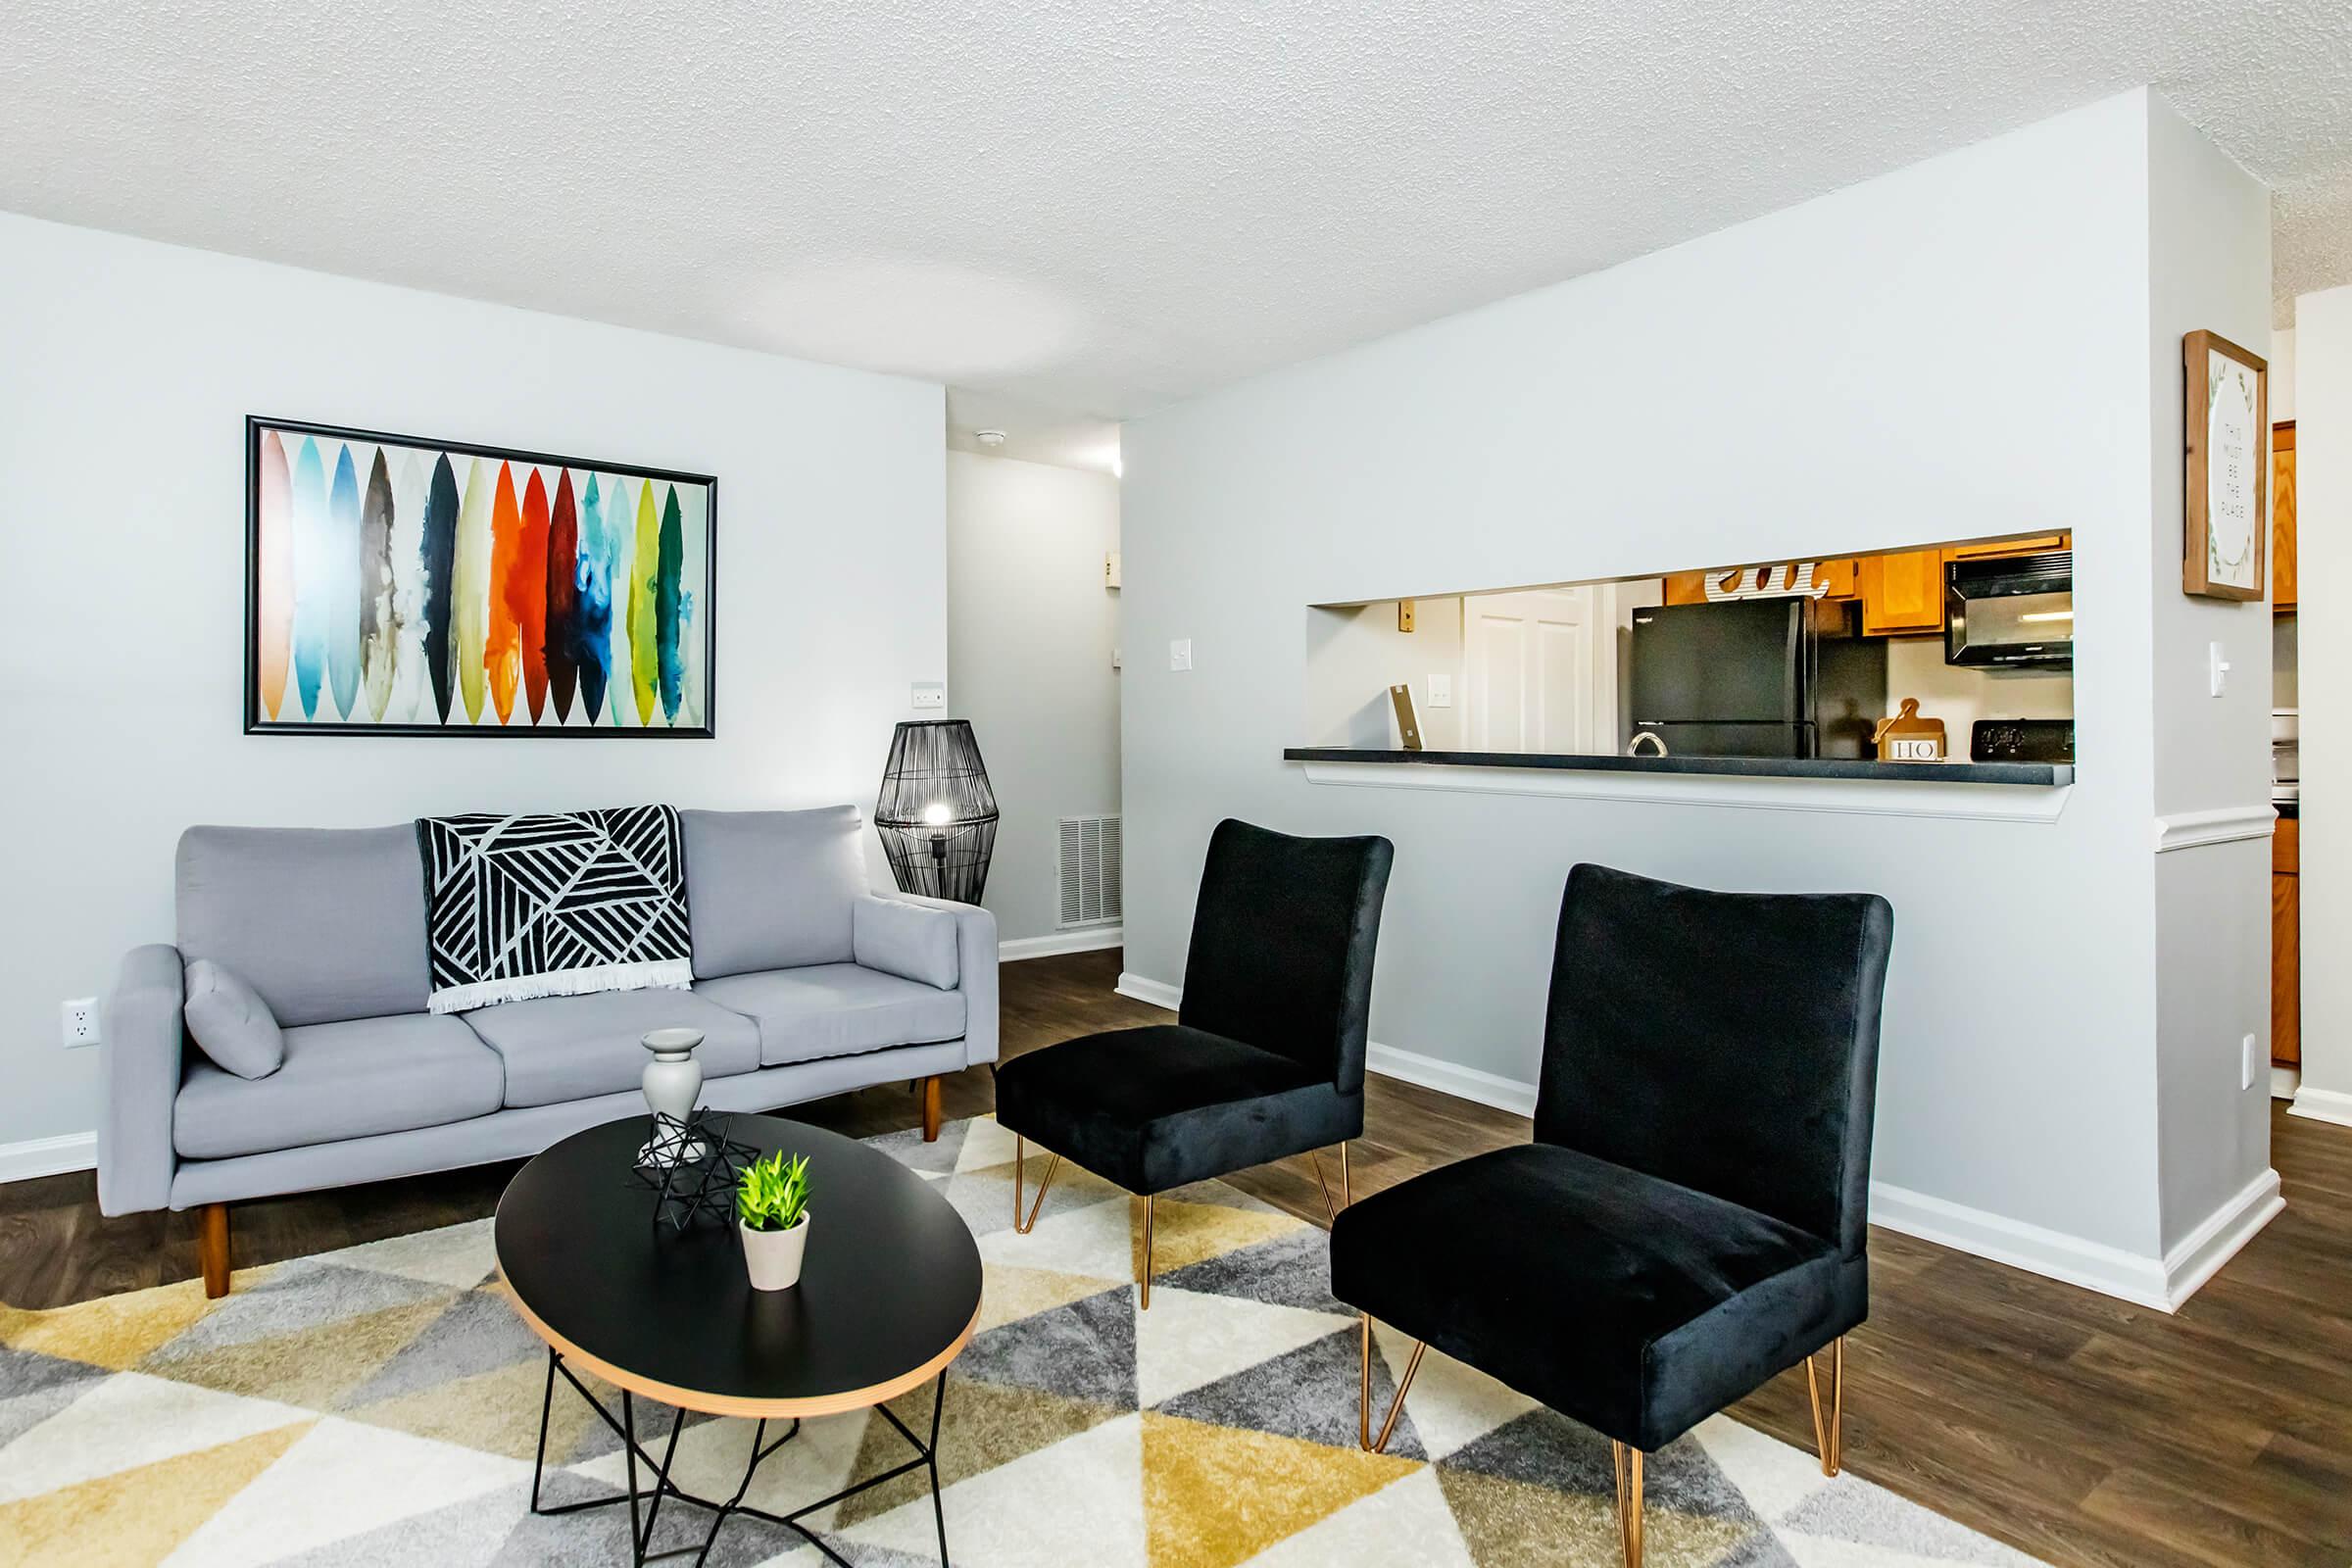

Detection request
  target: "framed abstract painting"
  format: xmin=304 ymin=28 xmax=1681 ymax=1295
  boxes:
xmin=244 ymin=417 xmax=715 ymax=737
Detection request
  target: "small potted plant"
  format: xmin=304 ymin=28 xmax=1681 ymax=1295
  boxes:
xmin=737 ymin=1151 xmax=812 ymax=1291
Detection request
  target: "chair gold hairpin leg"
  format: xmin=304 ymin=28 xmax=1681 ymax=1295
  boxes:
xmin=1011 ymin=1136 xmax=1058 ymax=1234
xmin=1356 ymin=1314 xmax=1426 ymax=1453
xmin=1612 ymin=1442 xmax=1645 ymax=1566
xmin=1307 ymin=1142 xmax=1353 ymax=1226
xmin=1804 ymin=1336 xmax=1845 ymax=1476
xmin=1139 ymin=1196 xmax=1155 ymax=1309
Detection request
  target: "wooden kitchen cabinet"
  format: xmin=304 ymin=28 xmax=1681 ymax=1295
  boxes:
xmin=1944 ymin=533 xmax=2068 ymax=562
xmin=2275 ymin=421 xmax=2296 ymax=612
xmin=1663 ymin=571 xmax=1708 ymax=606
xmin=2275 ymin=815 xmax=2299 ymax=1067
xmin=1857 ymin=549 xmax=1944 ymax=635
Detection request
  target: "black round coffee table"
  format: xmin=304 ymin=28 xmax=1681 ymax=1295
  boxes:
xmin=496 ymin=1114 xmax=983 ymax=1567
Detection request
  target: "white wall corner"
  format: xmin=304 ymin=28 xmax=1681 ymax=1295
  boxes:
xmin=0 ymin=1131 xmax=97 ymax=1185
xmin=1001 ymin=927 xmax=1123 ymax=962
xmin=2288 ymin=1085 xmax=2352 ymax=1127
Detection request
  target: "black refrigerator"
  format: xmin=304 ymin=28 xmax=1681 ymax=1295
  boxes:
xmin=1627 ymin=598 xmax=1886 ymax=760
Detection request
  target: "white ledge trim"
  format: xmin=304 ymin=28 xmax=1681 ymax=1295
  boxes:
xmin=2151 ymin=804 xmax=2278 ymax=853
xmin=1298 ymin=759 xmax=2071 ymax=823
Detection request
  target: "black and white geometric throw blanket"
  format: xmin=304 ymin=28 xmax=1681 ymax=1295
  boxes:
xmin=416 ymin=805 xmax=693 ymax=1014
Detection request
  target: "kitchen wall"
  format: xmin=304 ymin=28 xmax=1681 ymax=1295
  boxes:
xmin=2293 ymin=284 xmax=2352 ymax=1130
xmin=1120 ymin=90 xmax=2272 ymax=1302
xmin=1883 ymin=640 xmax=2075 ymax=748
xmin=945 ymin=450 xmax=1122 ymax=948
xmin=0 ymin=211 xmax=948 ymax=1167
xmin=1305 ymin=598 xmax=1466 ymax=751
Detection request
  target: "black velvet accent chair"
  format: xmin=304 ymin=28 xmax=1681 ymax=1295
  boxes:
xmin=1329 ymin=863 xmax=1892 ymax=1566
xmin=995 ymin=818 xmax=1393 ymax=1306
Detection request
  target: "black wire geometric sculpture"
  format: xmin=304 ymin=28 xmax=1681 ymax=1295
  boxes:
xmin=627 ymin=1109 xmax=760 ymax=1234
xmin=875 ymin=718 xmax=1001 ymax=905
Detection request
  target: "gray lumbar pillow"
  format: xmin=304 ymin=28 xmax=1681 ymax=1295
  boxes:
xmin=183 ymin=958 xmax=286 ymax=1079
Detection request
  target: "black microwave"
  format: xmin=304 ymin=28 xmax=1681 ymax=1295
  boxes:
xmin=1945 ymin=551 xmax=2072 ymax=667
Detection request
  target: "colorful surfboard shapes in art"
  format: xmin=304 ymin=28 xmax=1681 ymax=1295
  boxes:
xmin=246 ymin=419 xmax=712 ymax=735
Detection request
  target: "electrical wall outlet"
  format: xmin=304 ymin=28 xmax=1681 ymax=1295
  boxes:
xmin=1169 ymin=639 xmax=1193 ymax=671
xmin=910 ymin=681 xmax=946 ymax=710
xmin=2241 ymin=1032 xmax=2259 ymax=1092
xmin=62 ymin=998 xmax=100 ymax=1049
xmin=1427 ymin=672 xmax=1453 ymax=709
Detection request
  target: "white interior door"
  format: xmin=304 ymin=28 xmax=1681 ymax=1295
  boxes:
xmin=1464 ymin=588 xmax=1600 ymax=753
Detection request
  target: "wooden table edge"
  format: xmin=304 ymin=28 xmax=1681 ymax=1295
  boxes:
xmin=494 ymin=1246 xmax=982 ymax=1421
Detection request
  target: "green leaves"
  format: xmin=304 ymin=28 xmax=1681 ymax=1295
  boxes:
xmin=737 ymin=1149 xmax=810 ymax=1233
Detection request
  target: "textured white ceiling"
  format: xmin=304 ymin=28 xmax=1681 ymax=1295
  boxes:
xmin=3 ymin=1 xmax=2347 ymax=447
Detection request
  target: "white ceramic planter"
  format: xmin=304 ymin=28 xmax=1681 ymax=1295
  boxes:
xmin=741 ymin=1213 xmax=811 ymax=1291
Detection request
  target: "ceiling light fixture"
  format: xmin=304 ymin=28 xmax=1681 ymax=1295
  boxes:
xmin=975 ymin=428 xmax=1006 ymax=448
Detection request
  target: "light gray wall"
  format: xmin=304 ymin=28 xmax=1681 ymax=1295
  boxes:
xmin=0 ymin=211 xmax=948 ymax=1156
xmin=1120 ymin=90 xmax=2259 ymax=1277
xmin=945 ymin=451 xmax=1121 ymax=944
xmin=2141 ymin=94 xmax=2276 ymax=1250
xmin=2295 ymin=284 xmax=2352 ymax=1123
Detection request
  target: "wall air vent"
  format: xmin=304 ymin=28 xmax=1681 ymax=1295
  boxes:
xmin=1057 ymin=814 xmax=1123 ymax=928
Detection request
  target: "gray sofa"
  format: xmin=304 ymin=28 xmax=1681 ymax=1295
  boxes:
xmin=100 ymin=804 xmax=997 ymax=1295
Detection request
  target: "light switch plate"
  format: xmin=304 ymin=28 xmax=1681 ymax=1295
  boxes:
xmin=2241 ymin=1033 xmax=2258 ymax=1092
xmin=1427 ymin=672 xmax=1453 ymax=709
xmin=2209 ymin=642 xmax=2230 ymax=698
xmin=910 ymin=682 xmax=946 ymax=710
xmin=1169 ymin=639 xmax=1193 ymax=671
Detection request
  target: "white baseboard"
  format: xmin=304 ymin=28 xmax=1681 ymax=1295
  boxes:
xmin=1364 ymin=1042 xmax=1539 ymax=1118
xmin=1001 ymin=926 xmax=1122 ymax=962
xmin=1114 ymin=972 xmax=1182 ymax=1010
xmin=1868 ymin=1181 xmax=2172 ymax=1307
xmin=2288 ymin=1084 xmax=2352 ymax=1127
xmin=2271 ymin=1064 xmax=2301 ymax=1102
xmin=2160 ymin=1168 xmax=2285 ymax=1307
xmin=0 ymin=1131 xmax=97 ymax=1185
xmin=1111 ymin=972 xmax=1538 ymax=1117
xmin=1869 ymin=1167 xmax=2281 ymax=1311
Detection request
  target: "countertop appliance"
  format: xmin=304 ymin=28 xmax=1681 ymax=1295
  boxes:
xmin=1945 ymin=551 xmax=2072 ymax=666
xmin=1970 ymin=718 xmax=2074 ymax=764
xmin=1628 ymin=598 xmax=1886 ymax=760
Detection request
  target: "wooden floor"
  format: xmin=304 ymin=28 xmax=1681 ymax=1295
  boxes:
xmin=4 ymin=949 xmax=2349 ymax=1566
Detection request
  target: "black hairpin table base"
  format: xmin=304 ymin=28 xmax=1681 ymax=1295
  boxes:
xmin=529 ymin=1349 xmax=949 ymax=1567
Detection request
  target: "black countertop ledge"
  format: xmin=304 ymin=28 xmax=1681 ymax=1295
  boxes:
xmin=1284 ymin=747 xmax=2074 ymax=787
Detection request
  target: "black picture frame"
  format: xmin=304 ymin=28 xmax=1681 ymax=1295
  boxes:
xmin=243 ymin=416 xmax=717 ymax=739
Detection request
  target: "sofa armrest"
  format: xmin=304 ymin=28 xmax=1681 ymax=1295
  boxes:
xmin=100 ymin=944 xmax=185 ymax=1216
xmin=885 ymin=894 xmax=999 ymax=1066
xmin=853 ymin=895 xmax=962 ymax=990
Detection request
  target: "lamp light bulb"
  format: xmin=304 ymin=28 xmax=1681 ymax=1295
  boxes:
xmin=921 ymin=802 xmax=954 ymax=827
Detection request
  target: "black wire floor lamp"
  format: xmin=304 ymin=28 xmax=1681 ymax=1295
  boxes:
xmin=875 ymin=719 xmax=1000 ymax=905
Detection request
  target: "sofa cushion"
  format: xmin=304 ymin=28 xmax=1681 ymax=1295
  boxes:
xmin=461 ymin=989 xmax=761 ymax=1108
xmin=174 ymin=1013 xmax=504 ymax=1159
xmin=176 ymin=824 xmax=430 ymax=1027
xmin=182 ymin=959 xmax=286 ymax=1080
xmin=680 ymin=807 xmax=867 ymax=979
xmin=852 ymin=896 xmax=960 ymax=990
xmin=695 ymin=964 xmax=966 ymax=1068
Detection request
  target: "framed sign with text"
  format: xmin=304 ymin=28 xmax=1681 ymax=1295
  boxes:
xmin=2181 ymin=329 xmax=2268 ymax=602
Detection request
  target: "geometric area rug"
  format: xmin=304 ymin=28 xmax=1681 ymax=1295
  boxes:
xmin=0 ymin=1115 xmax=2043 ymax=1567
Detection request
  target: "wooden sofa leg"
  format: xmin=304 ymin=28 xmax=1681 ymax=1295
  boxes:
xmin=920 ymin=1075 xmax=943 ymax=1142
xmin=198 ymin=1202 xmax=231 ymax=1298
